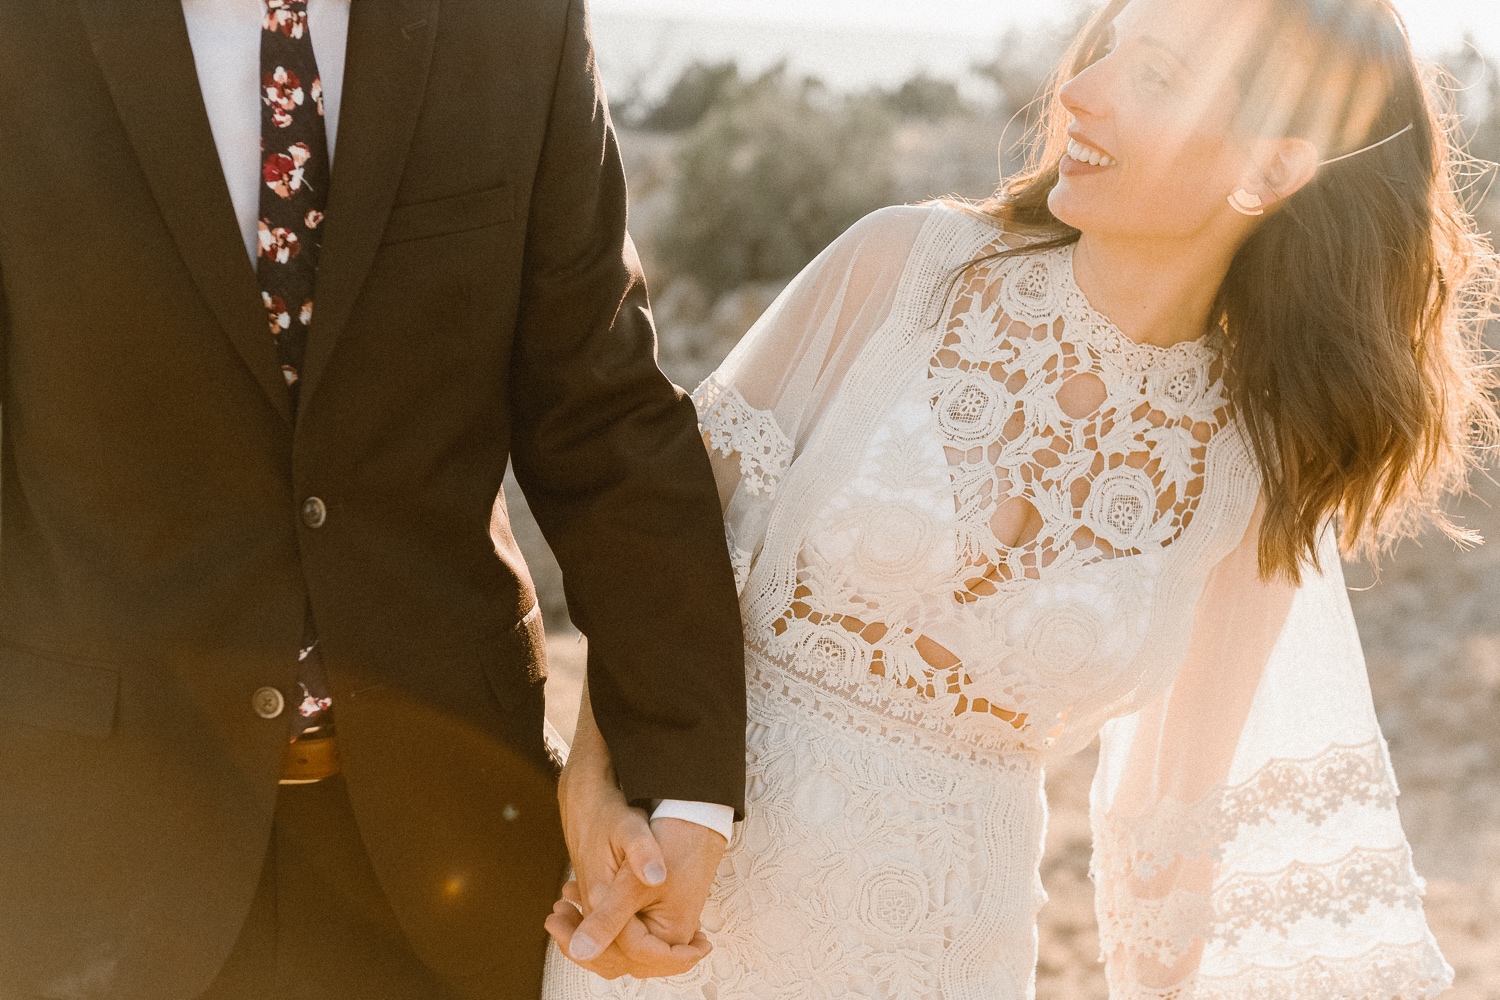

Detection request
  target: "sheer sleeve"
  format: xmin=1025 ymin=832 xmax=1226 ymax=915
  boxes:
xmin=690 ymin=204 xmax=935 ymax=592
xmin=1090 ymin=505 xmax=1453 ymax=999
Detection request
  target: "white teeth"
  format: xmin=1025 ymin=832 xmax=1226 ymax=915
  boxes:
xmin=1067 ymin=138 xmax=1115 ymax=167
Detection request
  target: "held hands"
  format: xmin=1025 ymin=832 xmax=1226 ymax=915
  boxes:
xmin=546 ymin=686 xmax=728 ymax=980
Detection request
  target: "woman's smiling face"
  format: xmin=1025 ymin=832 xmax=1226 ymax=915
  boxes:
xmin=1046 ymin=0 xmax=1273 ymax=243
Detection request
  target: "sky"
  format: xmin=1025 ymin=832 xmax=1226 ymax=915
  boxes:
xmin=588 ymin=1 xmax=1500 ymax=102
xmin=592 ymin=0 xmax=1500 ymax=57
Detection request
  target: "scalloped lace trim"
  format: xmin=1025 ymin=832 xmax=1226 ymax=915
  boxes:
xmin=1057 ymin=245 xmax=1221 ymax=376
xmin=1097 ymin=845 xmax=1428 ymax=966
xmin=1213 ymin=845 xmax=1426 ymax=944
xmin=1110 ymin=941 xmax=1453 ymax=1000
xmin=1094 ymin=740 xmax=1397 ymax=880
xmin=693 ymin=379 xmax=794 ymax=497
xmin=1097 ymin=888 xmax=1215 ymax=967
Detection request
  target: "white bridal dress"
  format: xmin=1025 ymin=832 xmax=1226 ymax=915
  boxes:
xmin=541 ymin=204 xmax=1453 ymax=999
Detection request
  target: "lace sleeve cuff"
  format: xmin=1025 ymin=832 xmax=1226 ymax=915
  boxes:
xmin=1092 ymin=740 xmax=1452 ymax=999
xmin=693 ymin=379 xmax=794 ymax=497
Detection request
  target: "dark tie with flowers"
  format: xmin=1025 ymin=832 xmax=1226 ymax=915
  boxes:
xmin=258 ymin=0 xmax=335 ymax=751
xmin=258 ymin=0 xmax=329 ymax=412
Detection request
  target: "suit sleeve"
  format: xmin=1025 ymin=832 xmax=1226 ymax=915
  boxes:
xmin=0 ymin=264 xmax=8 ymax=401
xmin=507 ymin=0 xmax=746 ymax=814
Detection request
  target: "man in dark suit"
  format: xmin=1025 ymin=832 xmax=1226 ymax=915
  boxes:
xmin=0 ymin=1 xmax=745 ymax=997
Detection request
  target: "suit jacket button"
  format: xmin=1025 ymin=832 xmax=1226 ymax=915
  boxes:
xmin=301 ymin=496 xmax=328 ymax=529
xmin=253 ymin=686 xmax=286 ymax=719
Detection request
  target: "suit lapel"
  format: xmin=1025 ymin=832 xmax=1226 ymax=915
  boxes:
xmin=296 ymin=0 xmax=440 ymax=414
xmin=76 ymin=0 xmax=294 ymax=426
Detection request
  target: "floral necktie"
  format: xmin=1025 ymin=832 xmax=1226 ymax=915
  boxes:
xmin=259 ymin=0 xmax=334 ymax=745
xmin=258 ymin=0 xmax=330 ymax=412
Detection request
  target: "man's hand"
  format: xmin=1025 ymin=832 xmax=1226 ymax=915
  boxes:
xmin=546 ymin=684 xmax=728 ymax=980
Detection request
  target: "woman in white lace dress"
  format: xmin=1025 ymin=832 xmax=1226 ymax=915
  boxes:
xmin=543 ymin=0 xmax=1498 ymax=996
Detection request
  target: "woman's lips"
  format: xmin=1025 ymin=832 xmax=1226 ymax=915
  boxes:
xmin=1066 ymin=137 xmax=1117 ymax=166
xmin=1059 ymin=155 xmax=1111 ymax=176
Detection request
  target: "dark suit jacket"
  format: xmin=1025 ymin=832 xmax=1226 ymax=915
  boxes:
xmin=0 ymin=1 xmax=746 ymax=997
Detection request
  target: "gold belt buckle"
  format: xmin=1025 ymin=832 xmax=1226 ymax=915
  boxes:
xmin=279 ymin=734 xmax=341 ymax=785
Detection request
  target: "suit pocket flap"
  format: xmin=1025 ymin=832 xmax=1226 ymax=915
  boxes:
xmin=0 ymin=645 xmax=120 ymax=738
xmin=382 ymin=184 xmax=515 ymax=245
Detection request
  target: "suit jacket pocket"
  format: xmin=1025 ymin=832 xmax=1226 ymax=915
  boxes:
xmin=381 ymin=184 xmax=515 ymax=245
xmin=0 ymin=644 xmax=120 ymax=738
xmin=475 ymin=603 xmax=548 ymax=707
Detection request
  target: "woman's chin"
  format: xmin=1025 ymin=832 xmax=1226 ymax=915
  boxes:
xmin=1046 ymin=186 xmax=1092 ymax=232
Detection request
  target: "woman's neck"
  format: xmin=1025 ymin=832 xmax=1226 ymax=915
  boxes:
xmin=1072 ymin=232 xmax=1236 ymax=349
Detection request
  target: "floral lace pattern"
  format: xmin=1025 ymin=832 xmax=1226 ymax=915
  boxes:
xmin=697 ymin=381 xmax=795 ymax=497
xmin=1094 ymin=740 xmax=1400 ymax=880
xmin=1214 ymin=845 xmax=1426 ymax=942
xmin=757 ymin=240 xmax=1232 ymax=760
xmin=931 ymin=250 xmax=1228 ymax=582
xmin=1111 ymin=941 xmax=1455 ymax=1000
xmin=1095 ymin=887 xmax=1215 ymax=970
xmin=1096 ymin=843 xmax=1428 ymax=967
xmin=544 ymin=654 xmax=1051 ymax=1000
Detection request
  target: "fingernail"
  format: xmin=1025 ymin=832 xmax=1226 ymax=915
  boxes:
xmin=570 ymin=933 xmax=601 ymax=962
xmin=643 ymin=861 xmax=667 ymax=886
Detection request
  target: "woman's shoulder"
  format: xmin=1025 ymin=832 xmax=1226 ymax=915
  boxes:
xmin=832 ymin=204 xmax=941 ymax=258
xmin=824 ymin=203 xmax=1016 ymax=284
xmin=841 ymin=201 xmax=1003 ymax=245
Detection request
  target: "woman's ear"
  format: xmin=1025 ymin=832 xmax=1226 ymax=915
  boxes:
xmin=1227 ymin=138 xmax=1319 ymax=218
xmin=1258 ymin=137 xmax=1320 ymax=208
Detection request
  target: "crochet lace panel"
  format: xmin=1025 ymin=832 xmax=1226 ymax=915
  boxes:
xmin=702 ymin=229 xmax=1242 ymax=762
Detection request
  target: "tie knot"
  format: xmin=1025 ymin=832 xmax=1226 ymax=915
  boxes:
xmin=264 ymin=0 xmax=310 ymax=40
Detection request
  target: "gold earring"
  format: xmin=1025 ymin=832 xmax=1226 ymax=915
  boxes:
xmin=1228 ymin=189 xmax=1265 ymax=216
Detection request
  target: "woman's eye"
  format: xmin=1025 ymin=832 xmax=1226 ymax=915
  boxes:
xmin=1136 ymin=64 xmax=1170 ymax=89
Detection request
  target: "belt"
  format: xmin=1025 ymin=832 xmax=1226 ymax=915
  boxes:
xmin=280 ymin=734 xmax=341 ymax=785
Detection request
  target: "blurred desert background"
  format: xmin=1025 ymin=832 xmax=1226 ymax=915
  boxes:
xmin=524 ymin=3 xmax=1500 ymax=995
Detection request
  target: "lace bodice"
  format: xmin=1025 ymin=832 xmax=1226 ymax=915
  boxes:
xmin=696 ymin=220 xmax=1246 ymax=763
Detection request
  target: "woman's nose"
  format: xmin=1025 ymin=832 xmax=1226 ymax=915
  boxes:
xmin=1058 ymin=63 xmax=1107 ymax=121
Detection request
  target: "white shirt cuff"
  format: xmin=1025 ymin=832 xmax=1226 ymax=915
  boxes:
xmin=649 ymin=799 xmax=736 ymax=843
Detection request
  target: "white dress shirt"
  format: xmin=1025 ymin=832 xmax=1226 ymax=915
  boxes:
xmin=179 ymin=0 xmax=735 ymax=843
xmin=183 ymin=0 xmax=349 ymax=263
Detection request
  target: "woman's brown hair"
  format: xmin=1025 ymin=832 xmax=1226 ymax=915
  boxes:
xmin=976 ymin=0 xmax=1499 ymax=581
